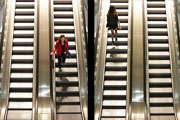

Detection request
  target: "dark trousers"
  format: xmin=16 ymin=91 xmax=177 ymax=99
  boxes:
xmin=58 ymin=54 xmax=66 ymax=69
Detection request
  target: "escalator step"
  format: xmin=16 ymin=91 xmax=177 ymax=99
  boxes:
xmin=54 ymin=37 xmax=75 ymax=42
xmin=149 ymin=73 xmax=171 ymax=78
xmin=55 ymin=54 xmax=76 ymax=58
xmin=150 ymin=103 xmax=173 ymax=107
xmin=9 ymin=98 xmax=32 ymax=102
xmin=148 ymin=39 xmax=168 ymax=43
xmin=149 ymin=47 xmax=169 ymax=51
xmin=12 ymin=50 xmax=33 ymax=55
xmin=55 ymin=63 xmax=77 ymax=67
xmin=11 ymin=68 xmax=33 ymax=73
xmin=150 ymin=92 xmax=173 ymax=97
xmin=10 ymin=78 xmax=33 ymax=83
xmin=104 ymin=85 xmax=126 ymax=90
xmin=106 ymin=49 xmax=127 ymax=54
xmin=54 ymin=0 xmax=72 ymax=4
xmin=12 ymin=59 xmax=33 ymax=64
xmin=105 ymin=66 xmax=127 ymax=71
xmin=56 ymin=112 xmax=81 ymax=114
xmin=56 ymin=72 xmax=78 ymax=77
xmin=107 ymin=41 xmax=127 ymax=45
xmin=150 ymin=113 xmax=175 ymax=116
xmin=16 ymin=0 xmax=34 ymax=2
xmin=102 ymin=105 xmax=126 ymax=109
xmin=149 ymin=55 xmax=169 ymax=60
xmin=103 ymin=95 xmax=126 ymax=100
xmin=8 ymin=108 xmax=32 ymax=111
xmin=101 ymin=116 xmax=126 ymax=118
xmin=104 ymin=75 xmax=126 ymax=80
xmin=149 ymin=82 xmax=172 ymax=88
xmin=56 ymin=81 xmax=78 ymax=87
xmin=56 ymin=102 xmax=80 ymax=105
xmin=13 ymin=42 xmax=33 ymax=46
xmin=10 ymin=88 xmax=32 ymax=92
xmin=149 ymin=64 xmax=170 ymax=69
xmin=106 ymin=58 xmax=127 ymax=62
xmin=56 ymin=91 xmax=79 ymax=96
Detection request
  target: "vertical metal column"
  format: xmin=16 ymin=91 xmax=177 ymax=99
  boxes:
xmin=37 ymin=0 xmax=52 ymax=119
xmin=129 ymin=0 xmax=146 ymax=120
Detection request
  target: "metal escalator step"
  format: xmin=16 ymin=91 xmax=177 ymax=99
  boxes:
xmin=55 ymin=28 xmax=74 ymax=33
xmin=150 ymin=92 xmax=173 ymax=97
xmin=148 ymin=39 xmax=168 ymax=43
xmin=149 ymin=73 xmax=171 ymax=78
xmin=7 ymin=111 xmax=32 ymax=120
xmin=10 ymin=78 xmax=33 ymax=83
xmin=149 ymin=47 xmax=169 ymax=51
xmin=147 ymin=8 xmax=166 ymax=14
xmin=11 ymin=59 xmax=33 ymax=64
xmin=56 ymin=81 xmax=78 ymax=87
xmin=106 ymin=49 xmax=127 ymax=54
xmin=11 ymin=68 xmax=33 ymax=73
xmin=10 ymin=88 xmax=32 ymax=92
xmin=107 ymin=41 xmax=127 ymax=45
xmin=12 ymin=50 xmax=33 ymax=55
xmin=16 ymin=0 xmax=34 ymax=2
xmin=108 ymin=33 xmax=128 ymax=38
xmin=9 ymin=98 xmax=32 ymax=102
xmin=54 ymin=19 xmax=74 ymax=25
xmin=13 ymin=42 xmax=33 ymax=46
xmin=16 ymin=2 xmax=34 ymax=9
xmin=149 ymin=55 xmax=169 ymax=60
xmin=103 ymin=95 xmax=126 ymax=100
xmin=104 ymin=76 xmax=126 ymax=80
xmin=110 ymin=3 xmax=128 ymax=9
xmin=101 ymin=116 xmax=126 ymax=118
xmin=105 ymin=66 xmax=127 ymax=71
xmin=55 ymin=53 xmax=76 ymax=58
xmin=110 ymin=0 xmax=128 ymax=3
xmin=54 ymin=0 xmax=72 ymax=4
xmin=106 ymin=58 xmax=127 ymax=62
xmin=56 ymin=72 xmax=78 ymax=77
xmin=56 ymin=112 xmax=81 ymax=114
xmin=56 ymin=102 xmax=80 ymax=105
xmin=149 ymin=83 xmax=172 ymax=88
xmin=55 ymin=63 xmax=77 ymax=67
xmin=54 ymin=5 xmax=72 ymax=11
xmin=102 ymin=105 xmax=126 ymax=109
xmin=150 ymin=103 xmax=173 ymax=107
xmin=104 ymin=85 xmax=126 ymax=90
xmin=8 ymin=108 xmax=32 ymax=111
xmin=54 ymin=12 xmax=73 ymax=18
xmin=56 ymin=91 xmax=79 ymax=96
xmin=149 ymin=64 xmax=170 ymax=69
xmin=150 ymin=113 xmax=175 ymax=116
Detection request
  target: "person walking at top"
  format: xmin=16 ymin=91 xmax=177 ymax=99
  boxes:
xmin=106 ymin=6 xmax=122 ymax=45
xmin=50 ymin=34 xmax=69 ymax=71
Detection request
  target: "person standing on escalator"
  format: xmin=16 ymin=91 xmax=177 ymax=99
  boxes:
xmin=106 ymin=6 xmax=122 ymax=45
xmin=50 ymin=34 xmax=69 ymax=71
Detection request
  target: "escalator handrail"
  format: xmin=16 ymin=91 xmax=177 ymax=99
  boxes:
xmin=49 ymin=0 xmax=57 ymax=119
xmin=94 ymin=0 xmax=110 ymax=120
xmin=165 ymin=1 xmax=180 ymax=120
xmin=0 ymin=0 xmax=15 ymax=119
xmin=144 ymin=0 xmax=150 ymax=120
xmin=32 ymin=0 xmax=38 ymax=119
xmin=126 ymin=0 xmax=132 ymax=119
xmin=94 ymin=0 xmax=102 ymax=66
xmin=72 ymin=0 xmax=88 ymax=120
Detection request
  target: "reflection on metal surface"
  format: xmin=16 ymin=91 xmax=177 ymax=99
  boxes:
xmin=37 ymin=0 xmax=52 ymax=119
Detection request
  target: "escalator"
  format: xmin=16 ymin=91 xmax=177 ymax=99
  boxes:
xmin=146 ymin=0 xmax=175 ymax=119
xmin=6 ymin=0 xmax=35 ymax=119
xmin=53 ymin=0 xmax=83 ymax=119
xmin=100 ymin=0 xmax=129 ymax=119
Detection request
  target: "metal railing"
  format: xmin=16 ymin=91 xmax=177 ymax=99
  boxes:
xmin=72 ymin=0 xmax=88 ymax=119
xmin=165 ymin=0 xmax=180 ymax=119
xmin=94 ymin=0 xmax=110 ymax=120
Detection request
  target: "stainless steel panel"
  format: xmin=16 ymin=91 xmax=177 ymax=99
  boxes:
xmin=130 ymin=0 xmax=146 ymax=119
xmin=56 ymin=114 xmax=82 ymax=120
xmin=37 ymin=0 xmax=52 ymax=119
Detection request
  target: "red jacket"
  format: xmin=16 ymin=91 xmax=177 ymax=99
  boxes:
xmin=52 ymin=39 xmax=69 ymax=56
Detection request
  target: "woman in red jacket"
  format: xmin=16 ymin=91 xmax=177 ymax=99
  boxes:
xmin=51 ymin=35 xmax=69 ymax=71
